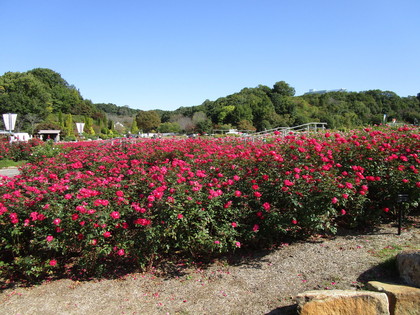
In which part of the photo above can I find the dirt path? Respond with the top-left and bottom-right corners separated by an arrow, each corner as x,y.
1,222 -> 419,315
0,167 -> 20,178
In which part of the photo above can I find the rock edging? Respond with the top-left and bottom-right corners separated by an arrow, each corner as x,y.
296,250 -> 420,315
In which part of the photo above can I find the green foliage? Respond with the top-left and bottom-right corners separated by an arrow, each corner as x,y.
0,138 -> 44,161
1,67 -> 419,136
33,121 -> 61,134
272,81 -> 295,96
301,90 -> 420,127
195,119 -> 213,134
84,116 -> 95,135
107,119 -> 114,131
96,103 -> 139,116
197,83 -> 419,131
28,140 -> 64,163
130,119 -> 139,134
0,72 -> 51,119
136,110 -> 161,132
157,122 -> 181,133
64,114 -> 74,137
0,68 -> 105,134
237,120 -> 256,131
62,135 -> 77,142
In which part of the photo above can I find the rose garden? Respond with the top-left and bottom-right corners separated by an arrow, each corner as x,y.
0,125 -> 419,282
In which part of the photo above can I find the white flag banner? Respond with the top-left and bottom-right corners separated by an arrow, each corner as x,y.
3,113 -> 17,131
76,122 -> 85,134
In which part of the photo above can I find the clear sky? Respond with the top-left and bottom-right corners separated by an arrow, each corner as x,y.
1,0 -> 419,111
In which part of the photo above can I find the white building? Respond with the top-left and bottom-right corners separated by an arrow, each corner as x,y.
11,133 -> 32,142
305,88 -> 347,95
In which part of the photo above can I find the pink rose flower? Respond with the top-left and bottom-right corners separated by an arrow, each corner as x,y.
110,211 -> 120,219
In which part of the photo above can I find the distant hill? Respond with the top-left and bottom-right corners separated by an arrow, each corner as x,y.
1,68 -> 419,135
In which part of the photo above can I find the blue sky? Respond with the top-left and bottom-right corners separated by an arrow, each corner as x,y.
1,0 -> 419,111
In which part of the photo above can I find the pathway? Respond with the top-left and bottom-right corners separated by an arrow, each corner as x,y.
0,167 -> 20,177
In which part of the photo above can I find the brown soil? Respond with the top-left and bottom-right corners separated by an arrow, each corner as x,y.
1,220 -> 419,315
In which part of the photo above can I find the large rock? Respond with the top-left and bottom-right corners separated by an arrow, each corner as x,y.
367,281 -> 420,315
397,250 -> 420,288
296,290 -> 389,315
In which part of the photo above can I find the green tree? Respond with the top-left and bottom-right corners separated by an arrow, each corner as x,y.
232,104 -> 253,125
135,110 -> 161,132
84,116 -> 95,135
0,71 -> 51,118
58,111 -> 64,129
291,97 -> 318,125
64,114 -> 74,137
108,119 -> 115,133
270,93 -> 294,115
191,111 -> 212,134
195,119 -> 213,134
218,105 -> 236,123
272,81 -> 295,96
130,119 -> 140,134
0,68 -> 106,133
237,120 -> 256,131
245,89 -> 275,131
28,68 -> 69,89
157,122 -> 181,133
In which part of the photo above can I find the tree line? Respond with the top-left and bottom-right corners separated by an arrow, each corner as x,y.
1,68 -> 419,137
136,82 -> 420,133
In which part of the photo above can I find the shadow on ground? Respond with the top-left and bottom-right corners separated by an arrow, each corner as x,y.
266,304 -> 298,315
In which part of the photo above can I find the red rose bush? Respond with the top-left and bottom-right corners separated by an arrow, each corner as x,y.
0,126 -> 418,280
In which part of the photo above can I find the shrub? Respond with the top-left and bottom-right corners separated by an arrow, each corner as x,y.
0,138 -> 44,161
0,126 -> 418,281
27,140 -> 65,163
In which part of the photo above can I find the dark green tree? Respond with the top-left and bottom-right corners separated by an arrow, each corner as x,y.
272,81 -> 295,96
0,71 -> 51,118
135,110 -> 161,132
237,119 -> 256,131
157,122 -> 181,133
195,119 -> 213,134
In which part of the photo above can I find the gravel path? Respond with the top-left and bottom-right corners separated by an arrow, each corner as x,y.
0,167 -> 20,178
1,222 -> 419,315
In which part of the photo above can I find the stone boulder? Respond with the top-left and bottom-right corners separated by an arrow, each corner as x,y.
397,250 -> 420,288
296,290 -> 390,315
367,281 -> 420,315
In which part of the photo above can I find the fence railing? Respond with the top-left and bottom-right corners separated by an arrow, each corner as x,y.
243,122 -> 327,140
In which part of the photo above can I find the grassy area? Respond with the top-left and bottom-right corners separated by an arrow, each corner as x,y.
0,159 -> 27,169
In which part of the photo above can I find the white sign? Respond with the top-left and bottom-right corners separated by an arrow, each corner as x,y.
3,113 -> 17,131
76,122 -> 85,134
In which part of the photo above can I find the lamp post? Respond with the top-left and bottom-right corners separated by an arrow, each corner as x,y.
396,193 -> 409,235
3,113 -> 17,134
3,113 -> 17,142
75,122 -> 85,141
